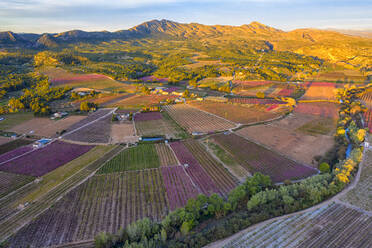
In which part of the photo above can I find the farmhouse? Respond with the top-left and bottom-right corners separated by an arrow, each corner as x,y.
33,138 -> 52,148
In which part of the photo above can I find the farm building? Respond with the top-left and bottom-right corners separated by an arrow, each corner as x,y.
33,138 -> 52,148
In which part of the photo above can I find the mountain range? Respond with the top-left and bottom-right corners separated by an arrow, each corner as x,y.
1,19 -> 371,69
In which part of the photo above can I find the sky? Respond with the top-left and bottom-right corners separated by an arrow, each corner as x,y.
0,0 -> 371,33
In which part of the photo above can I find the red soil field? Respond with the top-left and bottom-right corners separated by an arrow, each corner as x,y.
294,102 -> 339,119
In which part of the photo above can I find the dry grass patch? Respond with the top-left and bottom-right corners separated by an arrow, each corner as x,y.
110,123 -> 138,144
236,113 -> 335,166
8,115 -> 86,138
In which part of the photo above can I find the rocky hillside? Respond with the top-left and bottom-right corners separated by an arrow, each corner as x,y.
1,19 -> 371,69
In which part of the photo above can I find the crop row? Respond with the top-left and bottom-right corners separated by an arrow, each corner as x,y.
361,92 -> 372,109
0,141 -> 94,177
64,115 -> 112,144
213,133 -> 317,183
161,166 -> 199,210
0,145 -> 33,164
183,139 -> 238,197
0,139 -> 33,156
170,141 -> 220,195
363,110 -> 372,132
163,104 -> 235,133
228,98 -> 285,105
0,171 -> 34,199
155,143 -> 178,167
8,168 -> 168,248
0,145 -> 124,245
223,203 -> 372,248
97,144 -> 160,174
64,108 -> 113,133
134,112 -> 163,121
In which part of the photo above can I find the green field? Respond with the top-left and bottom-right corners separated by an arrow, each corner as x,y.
0,113 -> 34,131
297,118 -> 336,135
97,144 -> 160,173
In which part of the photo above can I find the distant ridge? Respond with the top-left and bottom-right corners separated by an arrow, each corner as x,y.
0,19 -> 371,69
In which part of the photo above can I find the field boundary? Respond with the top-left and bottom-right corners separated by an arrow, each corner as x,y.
199,137 -> 247,183
205,134 -> 368,248
0,145 -> 125,243
185,103 -> 239,127
233,131 -> 319,172
61,108 -> 116,139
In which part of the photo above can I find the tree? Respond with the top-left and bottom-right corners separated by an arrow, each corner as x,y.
80,102 -> 90,112
319,162 -> 330,173
183,89 -> 190,98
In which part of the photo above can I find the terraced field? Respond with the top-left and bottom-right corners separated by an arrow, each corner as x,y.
221,203 -> 372,248
7,169 -> 168,248
163,104 -> 236,133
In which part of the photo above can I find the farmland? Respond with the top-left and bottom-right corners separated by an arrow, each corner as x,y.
63,115 -> 112,144
0,141 -> 94,177
0,145 -> 33,164
8,169 -> 169,247
202,138 -> 251,181
155,143 -> 178,166
164,104 -> 236,133
161,166 -> 199,210
41,67 -> 127,91
189,100 -> 289,124
135,112 -> 185,139
183,139 -> 238,196
0,112 -> 34,131
97,144 -> 160,174
113,94 -> 176,110
0,136 -> 11,145
341,149 -> 372,211
363,109 -> 372,132
8,115 -> 86,138
0,145 -> 123,242
360,91 -> 372,109
228,97 -> 286,105
110,123 -> 138,144
301,82 -> 337,100
170,141 -> 220,196
0,139 -> 34,155
294,102 -> 339,119
0,171 -> 34,198
236,113 -> 336,165
212,133 -> 318,182
221,203 -> 372,248
63,108 -> 114,133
